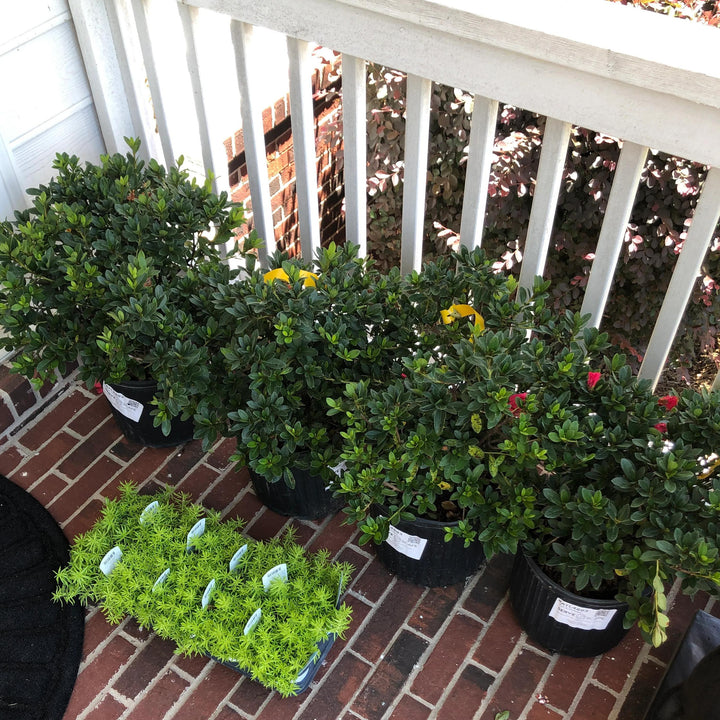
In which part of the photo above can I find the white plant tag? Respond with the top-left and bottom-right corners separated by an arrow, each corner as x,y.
549,598 -> 617,631
100,546 -> 123,576
328,460 -> 347,477
186,519 -> 206,551
139,501 -> 159,524
262,563 -> 288,592
244,608 -> 262,635
294,658 -> 315,685
229,544 -> 248,573
102,382 -> 143,422
152,568 -> 170,592
336,573 -> 345,607
385,525 -> 427,561
201,579 -> 216,609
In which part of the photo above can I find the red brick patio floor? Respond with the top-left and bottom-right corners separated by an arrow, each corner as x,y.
0,383 -> 716,720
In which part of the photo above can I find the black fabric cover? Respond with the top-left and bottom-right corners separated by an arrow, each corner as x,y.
0,474 -> 84,720
645,609 -> 720,720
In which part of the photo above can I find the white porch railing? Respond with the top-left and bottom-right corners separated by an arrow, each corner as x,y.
67,0 -> 720,391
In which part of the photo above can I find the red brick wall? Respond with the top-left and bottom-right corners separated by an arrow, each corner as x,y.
224,53 -> 345,257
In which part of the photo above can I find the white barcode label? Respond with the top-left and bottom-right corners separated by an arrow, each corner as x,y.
385,525 -> 427,561
549,598 -> 617,630
102,383 -> 143,422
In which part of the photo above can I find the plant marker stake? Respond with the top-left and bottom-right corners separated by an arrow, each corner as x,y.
100,546 -> 123,576
229,544 -> 248,573
139,500 -> 159,524
186,518 -> 206,552
262,563 -> 288,592
152,568 -> 171,593
244,608 -> 262,635
201,579 -> 216,609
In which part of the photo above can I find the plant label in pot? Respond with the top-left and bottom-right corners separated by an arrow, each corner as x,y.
244,608 -> 262,635
549,598 -> 617,632
229,544 -> 249,573
99,546 -> 123,576
262,564 -> 288,591
102,382 -> 144,422
186,519 -> 206,552
386,525 -> 427,561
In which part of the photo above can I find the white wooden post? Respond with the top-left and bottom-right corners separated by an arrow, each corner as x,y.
67,0 -> 135,154
400,74 -> 432,274
0,130 -> 27,215
128,0 -> 175,166
518,117 -> 572,291
459,96 -> 498,250
639,166 -> 720,390
177,5 -> 232,193
341,54 -> 367,255
287,36 -> 322,260
580,142 -> 648,328
230,21 -> 276,263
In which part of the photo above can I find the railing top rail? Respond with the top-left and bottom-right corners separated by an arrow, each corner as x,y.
338,0 -> 720,108
185,0 -> 720,167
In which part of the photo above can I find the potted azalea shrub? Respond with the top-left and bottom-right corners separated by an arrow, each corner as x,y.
203,241 -> 432,519
501,324 -> 720,656
0,138 -> 257,446
53,483 -> 353,696
329,255 -> 553,586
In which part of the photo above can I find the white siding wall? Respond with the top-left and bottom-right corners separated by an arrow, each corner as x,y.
0,1 -> 105,221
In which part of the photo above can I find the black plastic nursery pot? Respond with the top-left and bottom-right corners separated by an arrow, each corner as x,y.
509,552 -> 631,657
249,466 -> 342,520
103,380 -> 194,448
212,628 -> 337,695
372,506 -> 485,587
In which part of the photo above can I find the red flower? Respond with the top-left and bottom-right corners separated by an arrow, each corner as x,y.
94,381 -> 104,395
658,395 -> 678,411
509,392 -> 527,416
654,422 -> 668,434
587,372 -> 601,389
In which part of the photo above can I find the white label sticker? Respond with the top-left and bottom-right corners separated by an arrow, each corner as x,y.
549,597 -> 617,631
139,501 -> 159,524
229,544 -> 249,573
102,382 -> 144,422
186,519 -> 206,551
244,608 -> 262,635
100,546 -> 123,576
385,525 -> 427,561
201,579 -> 216,609
262,563 -> 288,592
152,568 -> 171,592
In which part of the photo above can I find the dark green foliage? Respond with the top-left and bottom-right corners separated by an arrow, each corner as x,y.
54,483 -> 353,696
364,66 -> 720,372
0,138 -> 259,434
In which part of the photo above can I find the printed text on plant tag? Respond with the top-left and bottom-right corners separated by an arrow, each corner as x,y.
549,598 -> 617,631
385,525 -> 427,561
102,382 -> 144,422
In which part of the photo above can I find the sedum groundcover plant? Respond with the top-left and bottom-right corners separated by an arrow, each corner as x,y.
54,484 -> 353,696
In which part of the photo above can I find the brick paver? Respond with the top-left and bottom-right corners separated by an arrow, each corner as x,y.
0,382 -> 708,720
